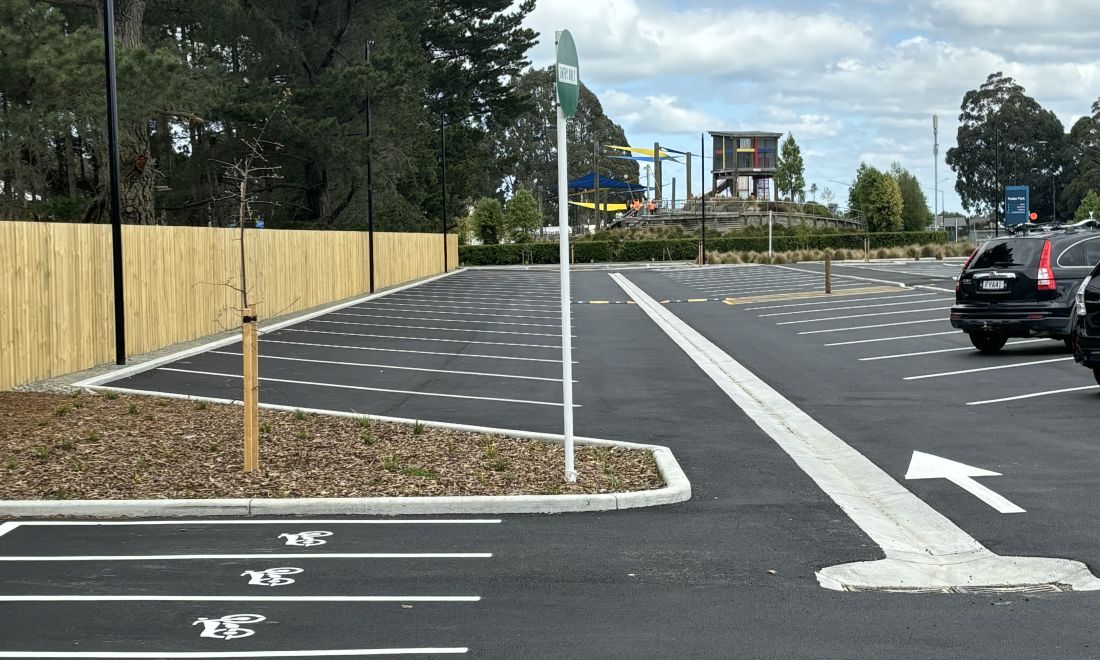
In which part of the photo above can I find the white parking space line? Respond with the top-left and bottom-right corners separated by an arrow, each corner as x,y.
426,284 -> 558,296
394,291 -> 560,303
846,264 -> 964,278
760,298 -> 953,317
346,306 -> 559,320
0,522 -> 17,538
9,520 -> 501,527
824,331 -> 958,346
261,339 -> 572,363
158,369 -> 575,407
904,357 -> 1074,381
775,307 -> 952,325
358,300 -> 559,314
859,339 -> 1047,361
329,312 -> 563,329
0,552 -> 493,561
282,328 -> 560,349
210,352 -> 567,383
967,385 -> 1100,406
387,294 -> 560,309
0,650 -> 469,658
746,293 -> 938,311
309,320 -> 571,338
0,595 -> 481,603
695,282 -> 865,296
798,319 -> 947,335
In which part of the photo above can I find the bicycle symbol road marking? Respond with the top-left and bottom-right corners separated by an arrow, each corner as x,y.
193,613 -> 267,640
242,566 -> 304,587
278,531 -> 333,547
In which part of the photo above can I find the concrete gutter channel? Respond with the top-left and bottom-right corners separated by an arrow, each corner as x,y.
2,267 -> 691,518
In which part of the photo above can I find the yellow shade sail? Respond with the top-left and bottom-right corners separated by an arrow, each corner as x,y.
569,201 -> 629,212
606,145 -> 672,159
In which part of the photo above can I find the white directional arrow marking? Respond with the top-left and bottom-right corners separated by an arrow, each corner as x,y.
905,451 -> 1025,514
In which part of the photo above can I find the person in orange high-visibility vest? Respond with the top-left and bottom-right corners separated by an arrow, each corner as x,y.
646,198 -> 657,215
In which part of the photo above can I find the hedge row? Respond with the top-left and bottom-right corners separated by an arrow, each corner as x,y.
459,231 -> 949,266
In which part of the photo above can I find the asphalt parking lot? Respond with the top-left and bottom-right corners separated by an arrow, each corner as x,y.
8,262 -> 1100,658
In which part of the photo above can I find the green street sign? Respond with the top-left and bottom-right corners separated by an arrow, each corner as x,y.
555,30 -> 579,119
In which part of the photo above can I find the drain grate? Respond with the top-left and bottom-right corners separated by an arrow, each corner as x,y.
843,583 -> 1073,594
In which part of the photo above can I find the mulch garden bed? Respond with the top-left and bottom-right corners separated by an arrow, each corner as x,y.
0,391 -> 663,500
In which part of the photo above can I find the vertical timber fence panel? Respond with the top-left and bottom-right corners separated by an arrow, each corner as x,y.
0,223 -> 449,390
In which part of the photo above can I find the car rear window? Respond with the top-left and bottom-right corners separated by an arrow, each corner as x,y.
970,239 -> 1044,269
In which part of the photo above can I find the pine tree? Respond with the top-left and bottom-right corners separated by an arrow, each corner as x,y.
775,133 -> 805,201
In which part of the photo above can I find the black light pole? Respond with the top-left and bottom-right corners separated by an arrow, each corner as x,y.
700,133 -> 706,265
441,113 -> 448,273
103,0 -> 126,365
365,41 -> 376,293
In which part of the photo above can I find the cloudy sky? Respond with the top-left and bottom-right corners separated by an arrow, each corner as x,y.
519,0 -> 1100,214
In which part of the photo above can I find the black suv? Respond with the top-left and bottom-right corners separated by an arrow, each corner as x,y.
951,226 -> 1100,353
1072,264 -> 1100,385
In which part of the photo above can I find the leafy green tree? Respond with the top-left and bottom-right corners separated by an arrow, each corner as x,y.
775,133 -> 805,201
1075,190 -> 1100,220
890,163 -> 933,231
1063,98 -> 1100,214
504,187 -> 540,242
848,163 -> 879,226
472,196 -> 504,244
867,175 -> 903,232
945,72 -> 1065,225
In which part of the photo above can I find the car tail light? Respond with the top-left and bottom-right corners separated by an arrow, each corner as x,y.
956,248 -> 978,293
1077,276 -> 1091,316
1036,240 -> 1056,291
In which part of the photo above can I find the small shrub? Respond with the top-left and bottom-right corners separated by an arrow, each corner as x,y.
32,446 -> 50,461
295,429 -> 311,440
490,459 -> 508,472
58,440 -> 76,452
412,420 -> 425,435
482,442 -> 499,461
126,403 -> 138,415
294,409 -> 308,421
919,244 -> 937,258
135,457 -> 149,471
84,430 -> 100,442
54,405 -> 70,418
69,458 -> 85,472
259,422 -> 272,434
105,391 -> 119,400
194,401 -> 208,411
360,431 -> 374,446
4,457 -> 18,470
382,452 -> 399,471
356,416 -> 371,429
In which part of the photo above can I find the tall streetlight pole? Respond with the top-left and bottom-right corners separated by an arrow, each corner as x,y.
441,113 -> 448,272
933,114 -> 939,236
102,0 -> 126,365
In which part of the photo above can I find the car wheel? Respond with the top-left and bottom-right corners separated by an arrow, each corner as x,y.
970,331 -> 1007,354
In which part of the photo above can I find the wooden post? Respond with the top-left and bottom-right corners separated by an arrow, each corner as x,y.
825,254 -> 833,294
864,236 -> 870,262
242,305 -> 260,472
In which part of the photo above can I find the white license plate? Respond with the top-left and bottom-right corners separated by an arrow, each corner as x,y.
980,280 -> 1007,291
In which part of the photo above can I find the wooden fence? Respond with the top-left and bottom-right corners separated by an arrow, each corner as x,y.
0,222 -> 458,390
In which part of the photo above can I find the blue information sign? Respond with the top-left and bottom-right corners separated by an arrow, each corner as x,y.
1004,186 -> 1030,227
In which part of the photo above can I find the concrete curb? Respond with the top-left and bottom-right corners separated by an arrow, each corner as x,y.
0,399 -> 691,518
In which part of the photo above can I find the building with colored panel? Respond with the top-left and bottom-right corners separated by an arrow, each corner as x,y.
709,131 -> 781,200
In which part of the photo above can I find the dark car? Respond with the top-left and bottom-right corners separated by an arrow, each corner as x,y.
951,226 -> 1100,353
1072,265 -> 1100,386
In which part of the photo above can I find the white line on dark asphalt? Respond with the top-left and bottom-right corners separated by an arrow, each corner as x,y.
745,293 -> 937,311
611,272 -> 1100,592
0,553 -> 493,561
210,352 -> 567,382
904,357 -> 1074,380
967,385 -> 1100,405
359,300 -> 558,314
824,331 -> 957,346
261,339 -> 572,363
308,320 -> 572,338
329,312 -> 563,329
10,519 -> 501,527
283,328 -> 561,349
0,650 -> 468,658
386,294 -> 560,309
0,595 -> 481,602
345,305 -> 558,320
860,339 -> 1047,361
0,522 -> 16,538
157,368 -> 576,407
775,307 -> 952,325
760,299 -> 953,317
393,291 -> 560,304
798,318 -> 946,335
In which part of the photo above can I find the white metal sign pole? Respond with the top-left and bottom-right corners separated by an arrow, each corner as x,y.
557,100 -> 576,484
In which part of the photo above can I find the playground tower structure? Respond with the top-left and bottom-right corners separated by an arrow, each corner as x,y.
708,131 -> 781,201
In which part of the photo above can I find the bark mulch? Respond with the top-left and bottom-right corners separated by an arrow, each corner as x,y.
0,391 -> 662,500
